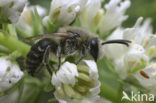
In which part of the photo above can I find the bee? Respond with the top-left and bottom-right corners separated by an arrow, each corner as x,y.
25,26 -> 131,76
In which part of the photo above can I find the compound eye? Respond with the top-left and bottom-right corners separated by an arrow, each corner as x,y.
90,38 -> 99,61
91,39 -> 97,45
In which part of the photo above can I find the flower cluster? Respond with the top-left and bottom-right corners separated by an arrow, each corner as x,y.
51,60 -> 101,103
0,0 -> 156,102
103,17 -> 156,94
43,0 -> 130,34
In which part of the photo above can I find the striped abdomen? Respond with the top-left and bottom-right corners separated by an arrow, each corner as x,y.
25,38 -> 58,76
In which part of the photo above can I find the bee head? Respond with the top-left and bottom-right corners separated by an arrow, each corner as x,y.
89,38 -> 99,61
89,39 -> 131,62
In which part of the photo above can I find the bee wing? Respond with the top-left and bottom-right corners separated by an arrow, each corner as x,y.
24,33 -> 73,42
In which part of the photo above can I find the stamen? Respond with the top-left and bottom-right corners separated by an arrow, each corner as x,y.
140,71 -> 150,79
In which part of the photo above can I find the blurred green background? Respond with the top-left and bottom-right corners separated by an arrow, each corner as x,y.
123,0 -> 156,33
29,0 -> 156,32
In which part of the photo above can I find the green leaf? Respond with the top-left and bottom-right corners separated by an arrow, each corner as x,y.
31,8 -> 44,36
22,88 -> 41,103
24,76 -> 42,87
43,81 -> 54,92
16,79 -> 24,103
97,57 -> 121,102
43,19 -> 56,33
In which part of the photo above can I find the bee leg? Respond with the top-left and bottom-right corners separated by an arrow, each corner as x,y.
57,46 -> 62,70
43,46 -> 52,76
75,56 -> 85,65
76,46 -> 86,65
34,64 -> 44,75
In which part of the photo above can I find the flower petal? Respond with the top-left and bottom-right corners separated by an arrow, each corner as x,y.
98,0 -> 130,34
83,60 -> 98,80
123,17 -> 153,45
51,62 -> 78,86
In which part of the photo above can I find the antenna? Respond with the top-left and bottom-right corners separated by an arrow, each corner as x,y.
101,39 -> 131,47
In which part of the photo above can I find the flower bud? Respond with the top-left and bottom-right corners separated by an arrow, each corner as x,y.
0,0 -> 27,23
49,0 -> 87,26
51,60 -> 101,103
79,0 -> 102,32
0,57 -> 23,92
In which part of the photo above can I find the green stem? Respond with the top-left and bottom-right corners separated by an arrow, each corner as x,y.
100,83 -> 119,102
0,33 -> 30,57
8,24 -> 17,38
2,24 -> 8,33
22,88 -> 41,103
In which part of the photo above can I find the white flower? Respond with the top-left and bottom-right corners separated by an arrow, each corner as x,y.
51,60 -> 101,103
134,63 -> 156,95
0,0 -> 27,23
79,0 -> 103,32
16,5 -> 46,36
49,0 -> 87,26
103,17 -> 153,59
123,17 -> 153,45
0,57 -> 23,92
122,17 -> 156,59
34,5 -> 47,17
114,44 -> 149,79
145,35 -> 156,48
124,44 -> 149,73
144,35 -> 156,58
98,0 -> 130,34
104,17 -> 154,59
114,56 -> 127,79
102,17 -> 155,80
51,62 -> 78,86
